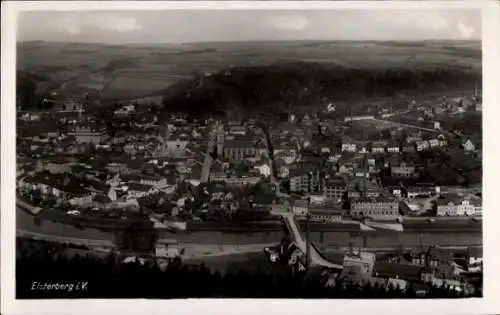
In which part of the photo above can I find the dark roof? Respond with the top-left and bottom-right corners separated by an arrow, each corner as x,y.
410,283 -> 430,292
249,194 -> 278,205
93,194 -> 112,204
436,193 -> 463,206
186,168 -> 202,179
404,186 -> 432,193
211,160 -> 224,172
64,185 -> 91,195
293,199 -> 309,208
466,246 -> 482,258
309,208 -> 343,216
469,198 -> 481,207
373,262 -> 424,281
192,151 -> 206,163
128,183 -> 153,192
167,132 -> 190,141
339,264 -> 365,283
426,246 -> 452,261
224,139 -> 256,149
86,179 -> 110,192
273,141 -> 296,150
372,141 -> 388,147
353,196 -> 396,204
165,173 -> 178,185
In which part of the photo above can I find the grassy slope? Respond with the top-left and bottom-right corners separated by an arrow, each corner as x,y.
17,40 -> 481,103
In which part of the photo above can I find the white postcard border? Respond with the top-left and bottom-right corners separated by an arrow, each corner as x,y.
2,1 -> 500,315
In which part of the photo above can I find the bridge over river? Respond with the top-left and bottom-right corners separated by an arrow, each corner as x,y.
281,212 -> 343,270
16,204 -> 481,256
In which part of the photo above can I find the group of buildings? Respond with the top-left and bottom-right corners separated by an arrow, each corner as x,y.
268,237 -> 482,296
16,87 -> 482,224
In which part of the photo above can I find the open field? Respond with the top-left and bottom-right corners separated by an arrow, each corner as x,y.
18,40 -> 481,102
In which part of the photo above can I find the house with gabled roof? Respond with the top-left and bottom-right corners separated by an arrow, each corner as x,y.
341,137 -> 357,153
275,158 -> 291,179
416,140 -> 430,152
386,142 -> 401,153
462,138 -> 476,152
370,141 -> 387,154
323,176 -> 347,201
126,183 -> 158,199
253,160 -> 271,177
185,167 -> 202,187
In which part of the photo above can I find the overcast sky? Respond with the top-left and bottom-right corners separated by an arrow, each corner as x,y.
17,9 -> 481,44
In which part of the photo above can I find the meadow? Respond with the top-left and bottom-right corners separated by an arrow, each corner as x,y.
17,40 -> 481,103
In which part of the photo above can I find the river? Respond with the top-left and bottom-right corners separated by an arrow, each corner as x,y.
17,207 -> 482,249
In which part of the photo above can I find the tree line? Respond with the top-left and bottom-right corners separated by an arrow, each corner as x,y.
162,62 -> 480,119
17,238 -> 479,299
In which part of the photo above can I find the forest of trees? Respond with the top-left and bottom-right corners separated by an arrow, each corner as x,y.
17,71 -> 43,110
17,238 -> 478,299
162,62 -> 481,119
16,70 -> 61,111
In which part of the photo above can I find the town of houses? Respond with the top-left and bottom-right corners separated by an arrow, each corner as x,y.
14,84 -> 484,298
17,90 -> 482,224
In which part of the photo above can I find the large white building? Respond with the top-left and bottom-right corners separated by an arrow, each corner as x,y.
344,115 -> 375,122
436,195 -> 481,216
68,124 -> 108,144
341,142 -> 357,153
343,251 -> 376,277
155,239 -> 180,259
351,197 -> 399,219
391,163 -> 416,178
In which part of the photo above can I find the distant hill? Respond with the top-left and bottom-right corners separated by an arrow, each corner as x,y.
161,61 -> 481,120
17,40 -> 481,106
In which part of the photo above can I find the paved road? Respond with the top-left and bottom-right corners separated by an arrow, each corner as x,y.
17,229 -> 115,248
201,127 -> 216,183
201,152 -> 213,183
281,212 -> 343,269
369,118 -> 440,133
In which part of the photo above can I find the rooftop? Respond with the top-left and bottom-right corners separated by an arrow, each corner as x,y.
373,262 -> 424,281
436,193 -> 465,206
93,194 -> 112,204
293,199 -> 309,208
352,196 -> 396,203
372,141 -> 388,147
309,207 -> 343,216
466,246 -> 482,258
224,139 -> 257,149
127,182 -> 154,192
324,176 -> 347,187
404,186 -> 433,193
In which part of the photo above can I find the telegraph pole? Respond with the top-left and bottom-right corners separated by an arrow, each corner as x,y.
305,212 -> 311,269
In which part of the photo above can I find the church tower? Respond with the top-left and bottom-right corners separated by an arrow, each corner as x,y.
216,121 -> 225,158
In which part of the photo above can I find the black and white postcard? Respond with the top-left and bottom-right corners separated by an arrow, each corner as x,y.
2,1 -> 500,315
